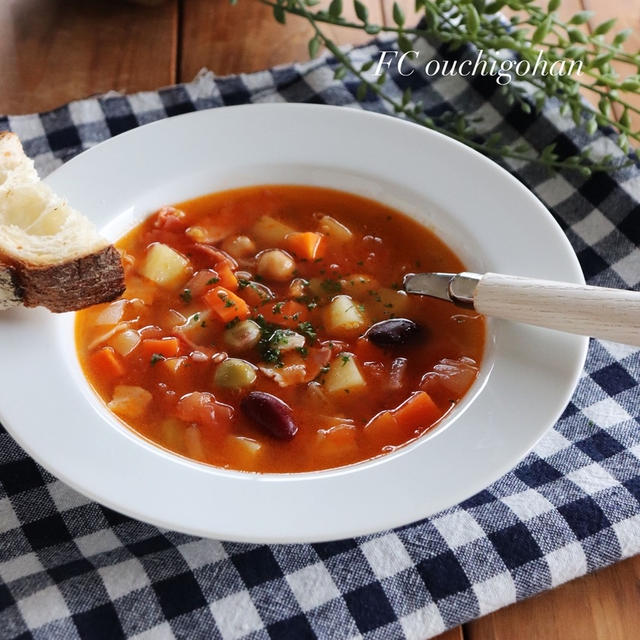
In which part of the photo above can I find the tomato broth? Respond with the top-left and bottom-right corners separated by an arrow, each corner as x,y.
76,186 -> 485,472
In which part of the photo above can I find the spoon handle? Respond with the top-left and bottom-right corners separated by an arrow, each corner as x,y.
475,273 -> 640,346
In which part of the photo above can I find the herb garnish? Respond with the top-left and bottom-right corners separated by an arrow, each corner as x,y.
180,289 -> 192,303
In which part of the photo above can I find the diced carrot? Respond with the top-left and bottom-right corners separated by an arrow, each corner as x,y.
216,263 -> 238,291
204,286 -> 250,323
140,337 -> 180,359
259,300 -> 309,328
90,346 -> 125,378
364,410 -> 399,444
286,231 -> 326,260
354,337 -> 386,363
392,391 -> 442,433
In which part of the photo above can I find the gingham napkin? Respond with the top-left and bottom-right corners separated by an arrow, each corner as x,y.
1,33 -> 640,640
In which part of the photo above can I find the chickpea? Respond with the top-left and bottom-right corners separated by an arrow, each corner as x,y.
256,249 -> 296,282
221,235 -> 256,259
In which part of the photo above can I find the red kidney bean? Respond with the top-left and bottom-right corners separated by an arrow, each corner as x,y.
365,318 -> 422,346
241,391 -> 298,440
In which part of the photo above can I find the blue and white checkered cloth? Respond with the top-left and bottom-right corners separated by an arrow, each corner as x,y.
1,33 -> 639,640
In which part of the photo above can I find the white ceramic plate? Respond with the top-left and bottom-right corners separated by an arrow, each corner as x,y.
0,105 -> 587,542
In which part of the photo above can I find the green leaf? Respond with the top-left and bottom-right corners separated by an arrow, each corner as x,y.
548,0 -> 560,12
398,34 -> 414,53
273,4 -> 286,24
568,28 -> 587,44
620,108 -> 631,129
354,0 -> 368,23
593,18 -> 616,36
361,60 -> 375,71
621,78 -> 640,91
392,1 -> 405,27
308,36 -> 320,59
334,65 -> 347,80
613,29 -> 632,47
586,117 -> 598,135
465,6 -> 480,36
356,82 -> 368,101
568,11 -> 593,25
364,24 -> 381,34
328,0 -> 342,18
532,17 -> 551,45
485,0 -> 505,12
402,87 -> 412,106
424,3 -> 439,29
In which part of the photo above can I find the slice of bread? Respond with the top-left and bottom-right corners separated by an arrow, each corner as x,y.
0,132 -> 125,312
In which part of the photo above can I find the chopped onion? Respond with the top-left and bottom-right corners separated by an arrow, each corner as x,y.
95,299 -> 127,326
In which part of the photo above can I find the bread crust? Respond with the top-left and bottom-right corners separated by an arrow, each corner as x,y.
10,245 -> 126,312
0,263 -> 23,310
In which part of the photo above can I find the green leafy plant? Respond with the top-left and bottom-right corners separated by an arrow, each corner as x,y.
232,0 -> 640,176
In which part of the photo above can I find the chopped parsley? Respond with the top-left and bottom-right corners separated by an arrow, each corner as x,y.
150,353 -> 165,366
207,277 -> 220,285
341,354 -> 351,366
297,321 -> 317,343
237,278 -> 250,289
296,346 -> 308,358
271,301 -> 285,315
320,279 -> 342,295
180,288 -> 192,303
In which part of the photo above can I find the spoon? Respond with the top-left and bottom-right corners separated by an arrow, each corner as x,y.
403,272 -> 640,347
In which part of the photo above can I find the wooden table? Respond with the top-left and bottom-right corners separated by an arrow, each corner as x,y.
1,1 -> 639,638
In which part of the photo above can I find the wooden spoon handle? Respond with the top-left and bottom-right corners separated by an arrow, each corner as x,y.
475,273 -> 640,346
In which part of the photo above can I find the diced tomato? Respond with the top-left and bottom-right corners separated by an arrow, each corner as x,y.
140,337 -> 180,359
259,300 -> 309,328
90,347 -> 125,378
176,392 -> 233,433
153,206 -> 187,232
286,231 -> 326,260
204,286 -> 250,323
393,391 -> 442,433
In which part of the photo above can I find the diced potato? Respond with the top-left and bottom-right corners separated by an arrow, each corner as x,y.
139,242 -> 191,289
323,295 -> 368,337
184,426 -> 207,462
108,385 -> 152,418
159,417 -> 187,453
324,353 -> 366,394
226,436 -> 262,469
109,329 -> 141,356
123,275 -> 155,305
251,215 -> 296,246
161,356 -> 189,375
317,215 -> 353,243
368,288 -> 410,318
339,274 -> 380,299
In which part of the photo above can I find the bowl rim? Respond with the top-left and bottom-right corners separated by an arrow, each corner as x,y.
0,104 -> 588,542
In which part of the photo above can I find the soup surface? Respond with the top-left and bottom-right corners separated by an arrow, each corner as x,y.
76,186 -> 485,472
